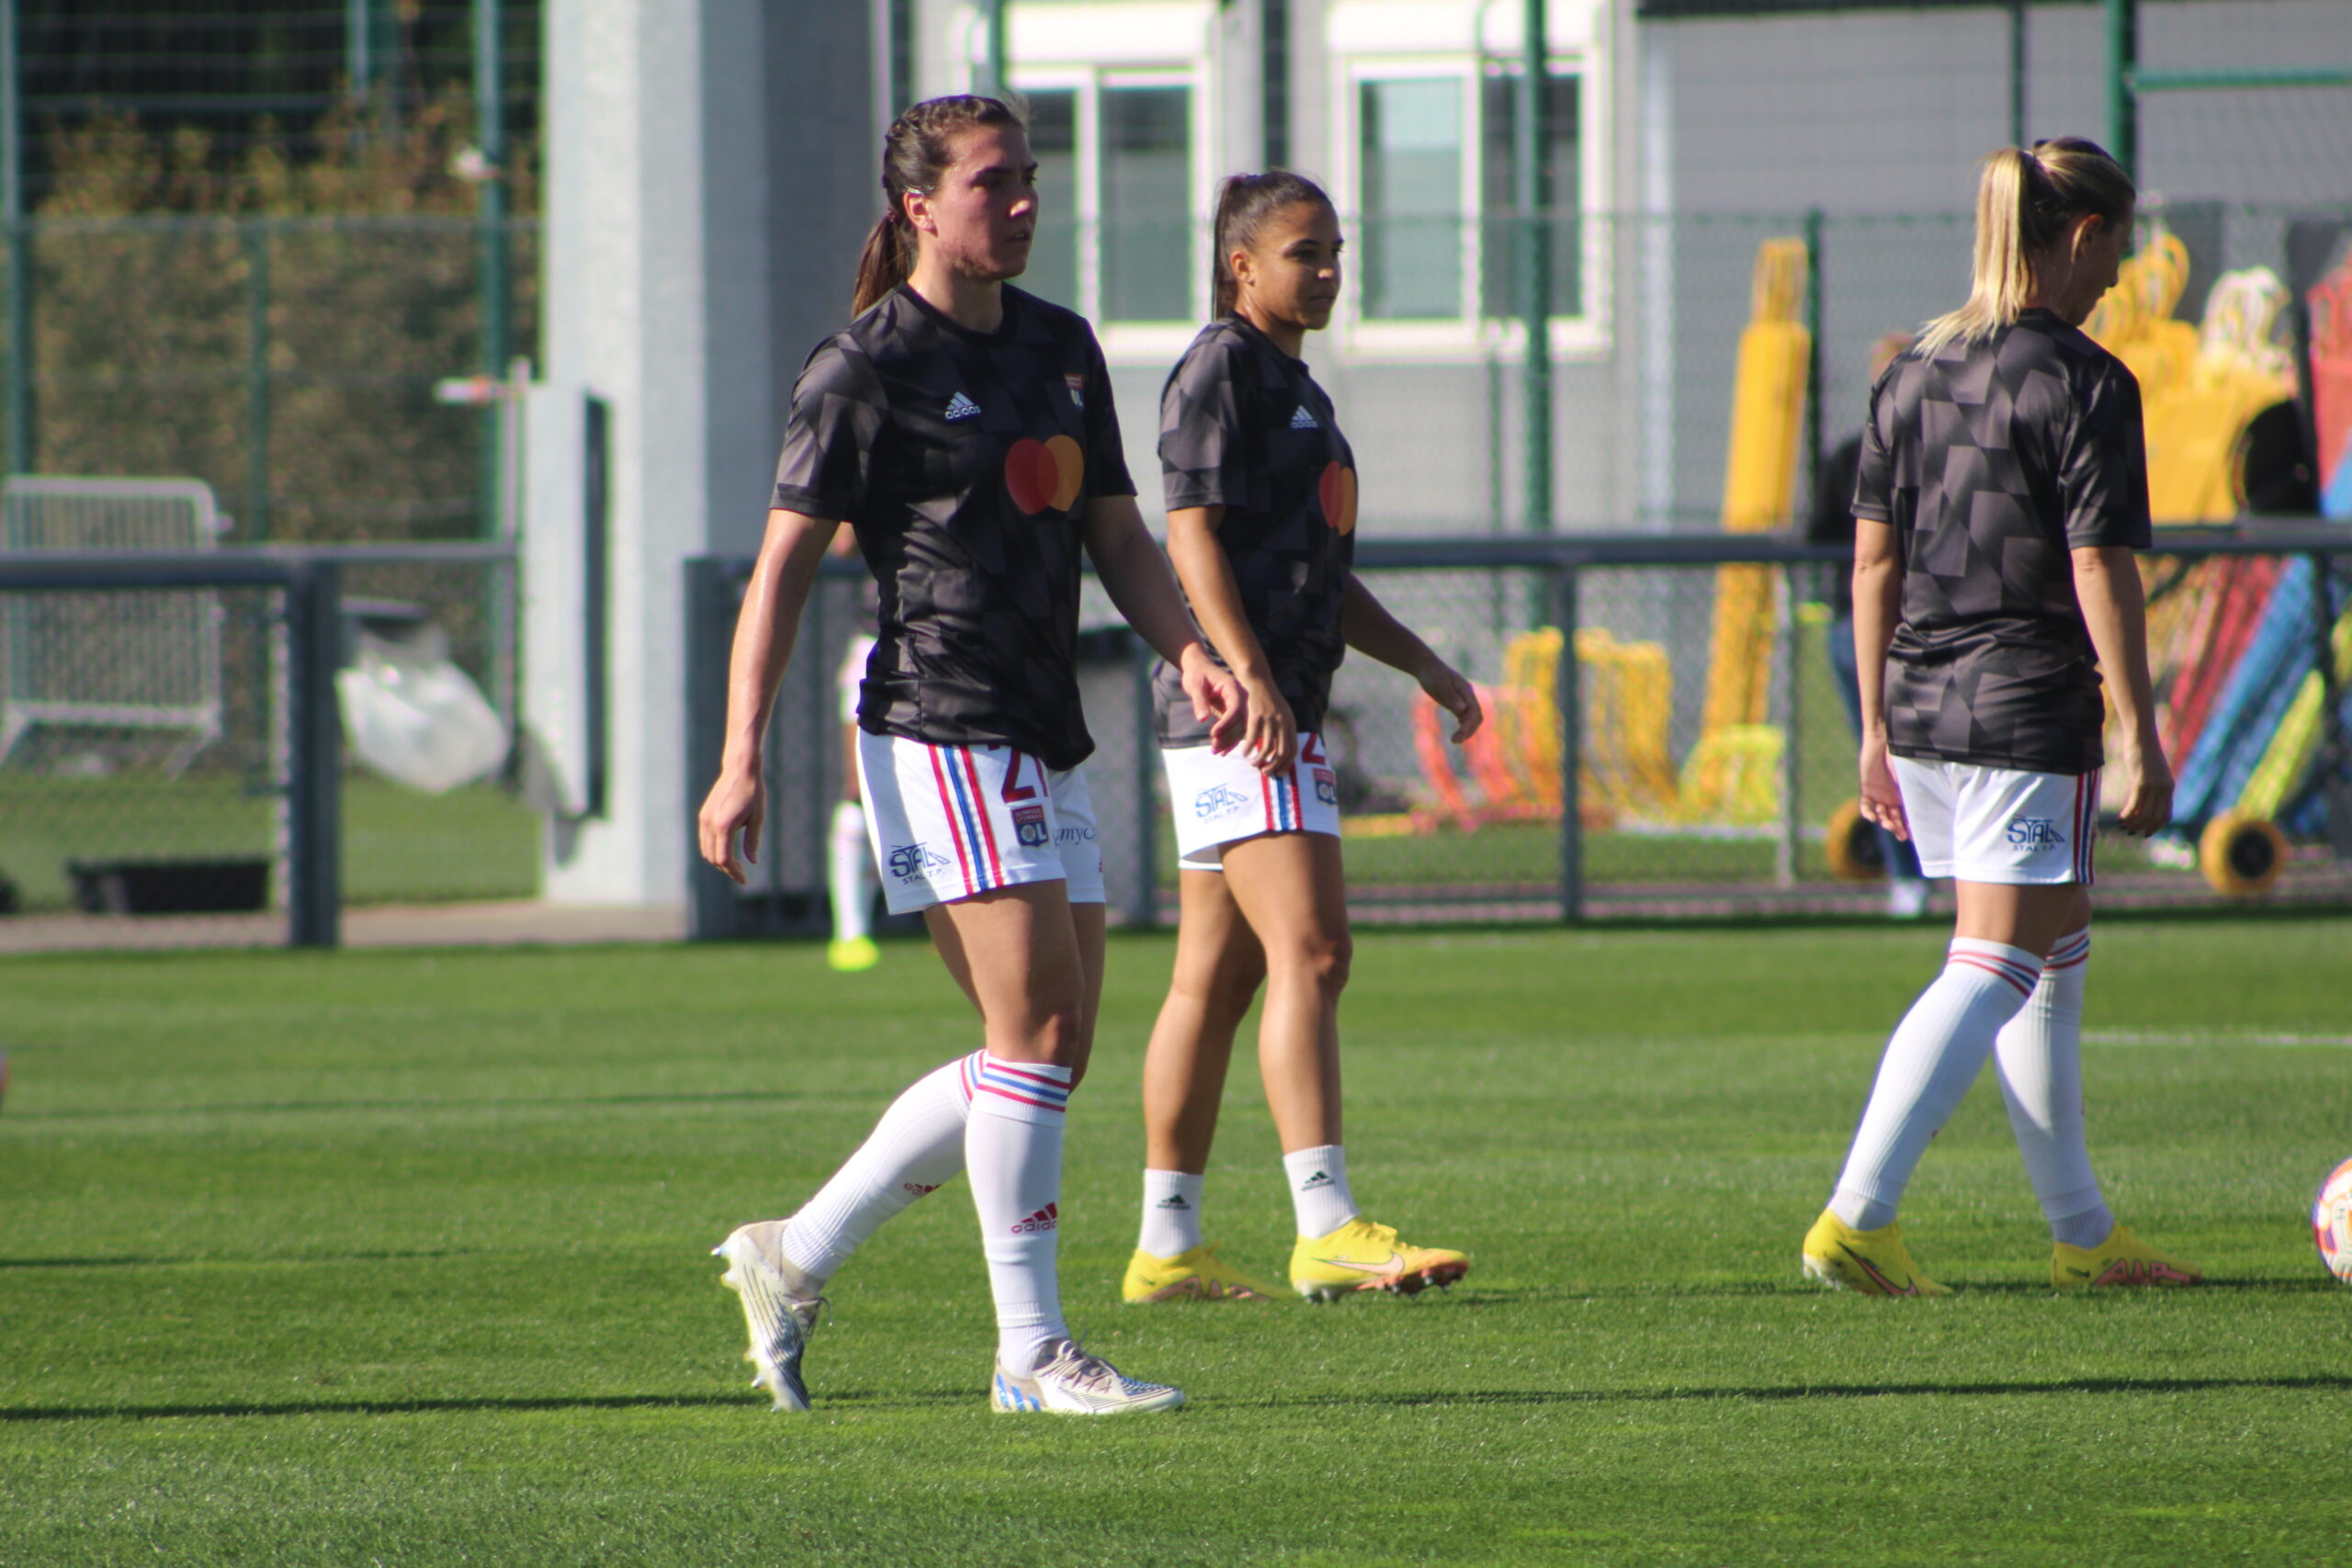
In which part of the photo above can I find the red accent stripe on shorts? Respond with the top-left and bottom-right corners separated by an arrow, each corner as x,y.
927,744 -> 978,897
958,748 -> 1008,886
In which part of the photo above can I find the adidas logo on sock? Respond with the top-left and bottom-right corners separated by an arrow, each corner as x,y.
944,390 -> 981,421
1155,1194 -> 1191,1211
1299,1170 -> 1332,1190
1011,1202 -> 1059,1235
1289,403 -> 1318,429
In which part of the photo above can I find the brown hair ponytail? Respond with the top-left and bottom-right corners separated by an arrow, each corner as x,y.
850,95 -> 1026,318
1918,136 -> 2135,355
1209,170 -> 1334,320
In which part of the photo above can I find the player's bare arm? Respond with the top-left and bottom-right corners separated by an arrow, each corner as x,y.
697,506 -> 840,883
1082,492 -> 1249,754
1339,575 -> 1482,744
1167,502 -> 1295,773
1850,514 -> 1908,841
2072,543 -> 2172,836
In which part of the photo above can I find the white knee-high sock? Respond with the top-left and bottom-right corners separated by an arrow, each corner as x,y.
1994,929 -> 2112,1248
1283,1145 -> 1360,1237
782,1051 -> 978,1281
829,800 -> 874,944
967,1055 -> 1075,1373
1831,939 -> 2042,1231
1138,1169 -> 1205,1258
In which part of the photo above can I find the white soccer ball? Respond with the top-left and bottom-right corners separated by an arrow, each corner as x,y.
2314,1157 -> 2352,1284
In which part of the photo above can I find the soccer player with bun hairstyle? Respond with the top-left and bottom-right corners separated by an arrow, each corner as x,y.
702,95 -> 1248,1415
1802,138 -> 2201,1295
1120,172 -> 1485,1306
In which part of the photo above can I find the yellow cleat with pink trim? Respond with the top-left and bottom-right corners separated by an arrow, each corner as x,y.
1290,1217 -> 1468,1302
1801,1209 -> 1951,1297
2052,1224 -> 2201,1290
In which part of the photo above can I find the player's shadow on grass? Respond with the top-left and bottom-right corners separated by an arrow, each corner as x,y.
15,1089 -> 841,1122
0,1389 -> 972,1424
1259,1371 -> 2352,1410
13,1373 -> 2352,1425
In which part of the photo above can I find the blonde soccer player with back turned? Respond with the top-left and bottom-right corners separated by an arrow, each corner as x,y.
1803,138 -> 2200,1295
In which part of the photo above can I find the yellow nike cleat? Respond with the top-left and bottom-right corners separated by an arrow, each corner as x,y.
2052,1224 -> 2201,1290
827,936 -> 880,973
1801,1209 -> 1951,1297
1122,1243 -> 1285,1303
1289,1217 -> 1468,1302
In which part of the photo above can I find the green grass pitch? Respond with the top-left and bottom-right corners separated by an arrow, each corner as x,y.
4,914 -> 2350,1565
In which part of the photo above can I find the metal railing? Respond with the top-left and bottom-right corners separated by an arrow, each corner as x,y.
0,540 -> 520,948
684,523 -> 2352,938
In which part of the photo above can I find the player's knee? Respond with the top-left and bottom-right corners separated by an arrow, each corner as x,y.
1024,1005 -> 1086,1067
1277,930 -> 1351,997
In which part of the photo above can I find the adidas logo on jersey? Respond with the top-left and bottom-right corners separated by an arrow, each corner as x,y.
1289,404 -> 1319,430
944,390 -> 982,421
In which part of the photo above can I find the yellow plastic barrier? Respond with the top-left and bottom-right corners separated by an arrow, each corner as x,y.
2086,236 -> 2298,524
1688,239 -> 1808,818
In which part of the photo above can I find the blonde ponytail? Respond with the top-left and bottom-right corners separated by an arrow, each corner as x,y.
1918,137 -> 2134,356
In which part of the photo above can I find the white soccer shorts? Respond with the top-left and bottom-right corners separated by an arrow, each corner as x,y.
1162,731 -> 1341,869
857,730 -> 1105,914
1888,755 -> 2099,886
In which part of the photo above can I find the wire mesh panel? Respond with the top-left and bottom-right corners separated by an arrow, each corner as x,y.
0,580 -> 284,949
0,478 -> 226,773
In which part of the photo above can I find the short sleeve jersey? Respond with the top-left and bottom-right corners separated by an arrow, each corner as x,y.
772,285 -> 1134,771
1149,316 -> 1359,746
1854,309 -> 2152,775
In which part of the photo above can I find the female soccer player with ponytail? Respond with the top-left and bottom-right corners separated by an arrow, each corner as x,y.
701,95 -> 1246,1414
1121,173 -> 1485,1306
1802,137 -> 2199,1295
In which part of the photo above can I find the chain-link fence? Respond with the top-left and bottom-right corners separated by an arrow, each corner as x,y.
0,539 -> 534,952
7,214 -> 536,546
684,530 -> 2352,940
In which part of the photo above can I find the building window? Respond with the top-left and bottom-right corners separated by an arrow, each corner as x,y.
1346,61 -> 1593,344
1100,84 -> 1193,322
1479,69 -> 1580,321
1359,76 -> 1464,321
1023,87 -> 1080,310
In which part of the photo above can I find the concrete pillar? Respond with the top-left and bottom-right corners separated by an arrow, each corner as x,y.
526,0 -> 874,906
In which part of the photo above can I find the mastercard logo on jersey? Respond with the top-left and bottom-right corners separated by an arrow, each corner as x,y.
1317,460 -> 1357,535
1005,434 -> 1085,514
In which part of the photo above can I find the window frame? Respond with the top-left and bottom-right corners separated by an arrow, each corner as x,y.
1004,59 -> 1210,363
1332,50 -> 1609,365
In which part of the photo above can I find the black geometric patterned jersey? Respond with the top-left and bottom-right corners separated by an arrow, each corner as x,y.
1853,308 -> 2152,775
1150,315 -> 1358,746
771,284 -> 1134,771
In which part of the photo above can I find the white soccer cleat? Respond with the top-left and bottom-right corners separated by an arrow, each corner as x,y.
714,1219 -> 823,1412
990,1338 -> 1185,1416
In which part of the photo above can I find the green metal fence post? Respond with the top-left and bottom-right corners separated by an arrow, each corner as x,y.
476,0 -> 510,542
1553,562 -> 1582,922
2,0 -> 29,477
2008,0 -> 2028,149
243,221 -> 272,541
2105,0 -> 2136,180
1517,0 -> 1552,551
287,560 -> 345,949
978,0 -> 1007,98
1802,207 -> 1823,525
